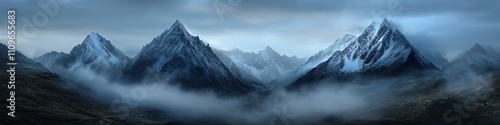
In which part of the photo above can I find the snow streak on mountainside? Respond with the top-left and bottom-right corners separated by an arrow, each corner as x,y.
307,34 -> 357,67
290,19 -> 437,88
214,46 -> 306,85
274,34 -> 358,86
122,20 -> 251,94
34,32 -> 130,78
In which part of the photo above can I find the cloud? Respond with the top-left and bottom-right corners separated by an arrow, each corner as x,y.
66,65 -> 401,124
0,0 -> 498,59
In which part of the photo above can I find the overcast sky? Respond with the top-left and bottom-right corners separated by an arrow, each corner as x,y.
1,0 -> 499,59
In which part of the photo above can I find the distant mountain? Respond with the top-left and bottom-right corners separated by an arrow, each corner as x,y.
33,51 -> 68,73
307,34 -> 357,66
0,43 -> 47,71
419,50 -> 448,69
273,34 -> 357,86
412,43 -> 449,69
289,19 -> 437,89
443,43 -> 500,79
214,46 -> 306,85
34,32 -> 130,78
122,20 -> 252,95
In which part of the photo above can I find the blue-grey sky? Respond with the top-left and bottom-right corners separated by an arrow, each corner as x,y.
1,0 -> 499,59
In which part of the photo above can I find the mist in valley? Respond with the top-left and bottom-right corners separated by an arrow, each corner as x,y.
61,66 -> 500,124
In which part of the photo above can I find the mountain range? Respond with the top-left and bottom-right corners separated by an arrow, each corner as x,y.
33,19 -> 499,92
213,46 -> 306,89
35,20 -> 251,95
9,19 -> 500,124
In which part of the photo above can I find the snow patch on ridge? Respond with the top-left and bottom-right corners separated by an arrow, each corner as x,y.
341,55 -> 363,72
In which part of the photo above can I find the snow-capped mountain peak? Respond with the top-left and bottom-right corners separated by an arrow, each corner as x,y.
34,32 -> 130,79
259,46 -> 281,61
358,19 -> 399,45
214,46 -> 306,85
73,32 -> 129,65
79,32 -> 115,57
160,20 -> 192,41
88,32 -> 103,43
380,19 -> 395,29
305,34 -> 357,66
272,34 -> 358,86
332,34 -> 356,46
123,20 -> 251,94
289,19 -> 436,88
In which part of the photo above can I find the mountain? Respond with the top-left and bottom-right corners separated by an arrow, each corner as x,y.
412,43 -> 449,69
289,19 -> 437,89
419,50 -> 448,69
214,46 -> 306,86
122,20 -> 251,95
0,43 -> 185,124
452,43 -> 500,68
34,32 -> 130,78
307,34 -> 357,67
443,43 -> 500,79
273,34 -> 357,86
33,51 -> 68,73
0,43 -> 47,71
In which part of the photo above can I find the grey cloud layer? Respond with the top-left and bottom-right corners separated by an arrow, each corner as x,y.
0,0 -> 498,59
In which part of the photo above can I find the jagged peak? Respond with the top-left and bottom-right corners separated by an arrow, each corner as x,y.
340,34 -> 357,41
361,21 -> 383,39
48,51 -> 59,54
37,51 -> 67,59
471,43 -> 484,51
452,43 -> 500,66
330,34 -> 357,48
89,32 -> 102,40
83,32 -> 108,45
366,19 -> 396,32
172,19 -> 184,29
381,19 -> 400,31
469,43 -> 486,53
89,32 -> 99,36
464,43 -> 492,56
366,21 -> 380,29
260,46 -> 280,56
344,34 -> 356,38
263,46 -> 276,52
381,18 -> 391,26
264,46 -> 273,51
163,19 -> 191,37
46,51 -> 66,55
72,32 -> 120,56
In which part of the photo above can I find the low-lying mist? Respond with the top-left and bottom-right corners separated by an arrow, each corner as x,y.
63,66 -> 497,124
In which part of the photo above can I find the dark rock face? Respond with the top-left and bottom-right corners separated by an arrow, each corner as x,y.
122,20 -> 252,95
